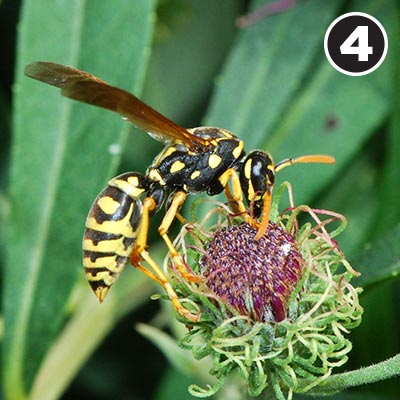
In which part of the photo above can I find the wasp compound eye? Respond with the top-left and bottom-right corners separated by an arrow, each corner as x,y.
200,222 -> 303,322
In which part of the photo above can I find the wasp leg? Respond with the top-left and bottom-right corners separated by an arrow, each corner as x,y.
129,196 -> 199,322
139,250 -> 200,322
221,168 -> 258,227
222,168 -> 247,215
222,168 -> 271,239
174,211 -> 186,225
158,191 -> 201,283
130,196 -> 156,257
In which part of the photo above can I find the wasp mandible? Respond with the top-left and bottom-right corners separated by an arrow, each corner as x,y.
25,62 -> 335,322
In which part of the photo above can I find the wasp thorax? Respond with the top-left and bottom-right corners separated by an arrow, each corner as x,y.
200,222 -> 303,322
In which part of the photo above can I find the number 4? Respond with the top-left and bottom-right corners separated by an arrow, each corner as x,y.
340,26 -> 373,61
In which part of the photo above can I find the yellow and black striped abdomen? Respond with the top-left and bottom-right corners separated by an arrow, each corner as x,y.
83,173 -> 148,302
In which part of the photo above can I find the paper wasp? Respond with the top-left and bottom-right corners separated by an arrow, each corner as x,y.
25,62 -> 335,322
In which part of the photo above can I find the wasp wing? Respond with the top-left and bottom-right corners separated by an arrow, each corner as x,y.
24,62 -> 207,149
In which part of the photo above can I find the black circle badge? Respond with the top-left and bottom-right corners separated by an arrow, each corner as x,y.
324,12 -> 388,76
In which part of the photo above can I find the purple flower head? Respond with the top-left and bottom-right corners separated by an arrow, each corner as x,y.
200,222 -> 303,322
164,189 -> 363,399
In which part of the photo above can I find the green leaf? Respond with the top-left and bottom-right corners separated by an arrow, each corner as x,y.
30,271 -> 154,400
353,224 -> 400,288
137,322 -> 215,399
0,90 -> 10,180
318,152 -> 379,257
271,0 -> 392,204
142,0 -> 241,125
154,368 -> 197,400
181,0 -> 346,219
136,323 -> 199,376
120,0 -> 241,188
204,0 -> 390,208
206,0 -> 345,149
373,0 -> 400,235
0,91 -> 10,272
4,1 -> 156,398
269,63 -> 388,204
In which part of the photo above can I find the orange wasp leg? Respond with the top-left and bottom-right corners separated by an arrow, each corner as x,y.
158,191 -> 201,283
221,168 -> 258,227
139,250 -> 200,323
130,196 -> 200,322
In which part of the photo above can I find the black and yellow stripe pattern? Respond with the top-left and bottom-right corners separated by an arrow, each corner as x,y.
23,62 -> 336,322
83,172 -> 148,301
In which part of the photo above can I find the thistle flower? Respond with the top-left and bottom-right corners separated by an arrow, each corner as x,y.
164,185 -> 363,399
200,222 -> 303,323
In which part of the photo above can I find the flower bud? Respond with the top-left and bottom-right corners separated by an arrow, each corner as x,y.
162,190 -> 363,399
200,222 -> 303,322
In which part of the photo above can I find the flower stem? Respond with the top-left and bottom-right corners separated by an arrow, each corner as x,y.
309,354 -> 400,395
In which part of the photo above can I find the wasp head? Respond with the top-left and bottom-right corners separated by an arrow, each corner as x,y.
239,150 -> 275,218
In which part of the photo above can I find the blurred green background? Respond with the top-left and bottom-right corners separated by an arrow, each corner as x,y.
1,0 -> 399,399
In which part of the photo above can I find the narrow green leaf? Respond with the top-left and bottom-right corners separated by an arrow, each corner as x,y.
136,323 -> 198,376
269,0 -> 392,203
142,0 -> 241,124
30,271 -> 154,400
205,0 -> 344,150
0,91 -> 10,180
4,1 -> 156,398
185,0 -> 346,218
268,62 -> 388,204
374,0 -> 400,235
318,153 -> 379,257
353,224 -> 400,288
0,91 -> 10,273
154,368 -> 197,400
204,0 -> 390,208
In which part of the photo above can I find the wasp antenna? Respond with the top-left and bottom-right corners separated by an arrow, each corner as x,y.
275,155 -> 335,172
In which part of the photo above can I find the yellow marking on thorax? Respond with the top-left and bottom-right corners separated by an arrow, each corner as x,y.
97,196 -> 121,215
148,169 -> 165,185
170,160 -> 186,173
190,170 -> 201,180
232,140 -> 244,159
163,146 -> 178,158
216,128 -> 234,139
153,145 -> 178,165
208,154 -> 222,169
